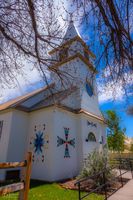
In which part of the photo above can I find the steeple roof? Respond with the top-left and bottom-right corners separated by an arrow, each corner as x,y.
49,20 -> 95,59
62,20 -> 81,43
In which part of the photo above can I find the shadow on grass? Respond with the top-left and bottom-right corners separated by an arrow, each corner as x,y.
30,179 -> 53,189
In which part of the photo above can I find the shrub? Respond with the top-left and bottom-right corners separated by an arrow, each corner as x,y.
79,150 -> 116,187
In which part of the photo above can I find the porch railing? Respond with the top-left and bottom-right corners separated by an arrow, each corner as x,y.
75,158 -> 133,200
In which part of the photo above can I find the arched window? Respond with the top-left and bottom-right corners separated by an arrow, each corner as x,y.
88,132 -> 96,142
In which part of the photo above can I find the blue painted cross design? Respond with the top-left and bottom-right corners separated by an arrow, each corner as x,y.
57,128 -> 75,158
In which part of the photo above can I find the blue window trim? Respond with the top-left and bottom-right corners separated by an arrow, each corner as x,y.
86,81 -> 93,97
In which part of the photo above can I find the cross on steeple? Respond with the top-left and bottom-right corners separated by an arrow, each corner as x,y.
69,12 -> 73,23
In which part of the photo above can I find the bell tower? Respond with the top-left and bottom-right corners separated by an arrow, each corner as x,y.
49,21 -> 102,118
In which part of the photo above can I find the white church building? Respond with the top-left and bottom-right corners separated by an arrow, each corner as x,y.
0,21 -> 106,182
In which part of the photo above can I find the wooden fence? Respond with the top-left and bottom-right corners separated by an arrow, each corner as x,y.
109,152 -> 133,160
0,152 -> 32,200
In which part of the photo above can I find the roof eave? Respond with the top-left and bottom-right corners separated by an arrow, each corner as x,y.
49,53 -> 97,73
29,103 -> 105,123
0,83 -> 55,112
49,36 -> 96,59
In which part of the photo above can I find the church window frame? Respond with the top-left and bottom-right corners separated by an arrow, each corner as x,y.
0,120 -> 3,139
87,132 -> 96,142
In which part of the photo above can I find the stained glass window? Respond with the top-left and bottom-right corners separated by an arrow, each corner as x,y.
88,132 -> 96,142
0,121 -> 3,139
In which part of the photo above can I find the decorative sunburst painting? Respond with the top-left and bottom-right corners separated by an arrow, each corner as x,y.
30,124 -> 49,163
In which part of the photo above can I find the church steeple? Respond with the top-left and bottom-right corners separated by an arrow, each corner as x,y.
49,20 -> 95,64
62,20 -> 81,43
49,20 -> 102,118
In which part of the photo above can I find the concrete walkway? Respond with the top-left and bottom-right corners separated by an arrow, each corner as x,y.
108,171 -> 133,200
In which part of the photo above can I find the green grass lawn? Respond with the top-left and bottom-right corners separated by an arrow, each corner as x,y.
0,180 -> 104,200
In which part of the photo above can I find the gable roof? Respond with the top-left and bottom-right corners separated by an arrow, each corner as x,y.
0,85 -> 105,122
30,85 -> 77,111
0,83 -> 55,112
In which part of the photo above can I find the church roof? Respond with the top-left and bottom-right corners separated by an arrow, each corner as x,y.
30,86 -> 77,111
0,83 -> 55,112
62,20 -> 81,43
0,83 -> 78,113
0,85 -> 104,122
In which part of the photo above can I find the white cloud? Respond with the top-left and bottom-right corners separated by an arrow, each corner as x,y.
0,66 -> 50,104
98,73 -> 133,103
98,82 -> 125,103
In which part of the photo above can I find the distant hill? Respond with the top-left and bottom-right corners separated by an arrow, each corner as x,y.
124,137 -> 133,152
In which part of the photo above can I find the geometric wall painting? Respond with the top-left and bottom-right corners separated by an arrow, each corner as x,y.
87,120 -> 97,128
30,124 -> 49,163
57,127 -> 75,158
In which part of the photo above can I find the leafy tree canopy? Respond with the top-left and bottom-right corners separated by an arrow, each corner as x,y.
105,110 -> 125,152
